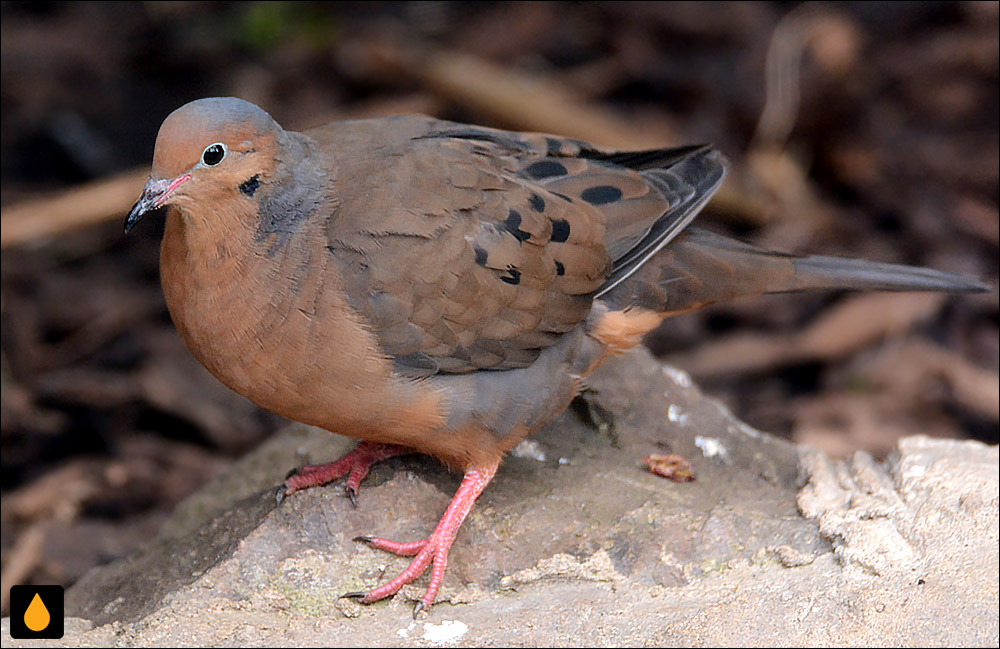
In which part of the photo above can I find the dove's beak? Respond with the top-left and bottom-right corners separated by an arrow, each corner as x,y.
125,173 -> 191,233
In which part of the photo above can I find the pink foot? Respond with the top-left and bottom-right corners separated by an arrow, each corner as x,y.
280,441 -> 413,506
344,462 -> 499,616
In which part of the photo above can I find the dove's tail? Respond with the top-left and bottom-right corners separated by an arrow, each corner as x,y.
600,226 -> 989,316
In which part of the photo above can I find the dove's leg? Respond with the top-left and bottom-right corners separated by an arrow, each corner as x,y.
346,461 -> 498,616
282,441 -> 414,506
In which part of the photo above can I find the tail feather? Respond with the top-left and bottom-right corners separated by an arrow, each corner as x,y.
601,227 -> 989,314
785,254 -> 990,294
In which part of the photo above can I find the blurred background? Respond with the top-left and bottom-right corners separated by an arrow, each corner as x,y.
1,1 -> 997,611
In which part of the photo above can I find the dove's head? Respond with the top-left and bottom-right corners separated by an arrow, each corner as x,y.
126,97 -> 285,233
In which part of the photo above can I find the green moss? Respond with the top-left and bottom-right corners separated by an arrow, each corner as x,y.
264,548 -> 389,617
699,557 -> 732,574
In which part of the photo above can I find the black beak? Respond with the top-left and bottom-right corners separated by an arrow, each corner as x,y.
125,175 -> 187,234
125,178 -> 166,234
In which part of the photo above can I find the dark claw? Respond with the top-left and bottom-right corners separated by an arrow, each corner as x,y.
353,535 -> 374,544
346,485 -> 359,508
341,591 -> 367,600
571,391 -> 616,440
412,601 -> 426,619
284,467 -> 299,480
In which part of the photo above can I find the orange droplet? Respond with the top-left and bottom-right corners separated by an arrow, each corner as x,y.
24,592 -> 51,632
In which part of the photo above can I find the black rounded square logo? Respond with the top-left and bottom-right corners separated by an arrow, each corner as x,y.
9,585 -> 64,639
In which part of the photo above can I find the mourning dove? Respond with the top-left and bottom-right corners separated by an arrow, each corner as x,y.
126,97 -> 987,615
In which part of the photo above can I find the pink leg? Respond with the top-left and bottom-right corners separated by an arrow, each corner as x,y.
281,441 -> 413,506
345,462 -> 499,616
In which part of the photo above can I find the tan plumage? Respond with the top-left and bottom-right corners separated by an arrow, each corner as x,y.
127,97 -> 987,615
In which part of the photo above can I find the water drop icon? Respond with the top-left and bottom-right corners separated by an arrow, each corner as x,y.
24,592 -> 51,632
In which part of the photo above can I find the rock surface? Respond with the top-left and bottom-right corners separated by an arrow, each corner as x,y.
4,348 -> 997,646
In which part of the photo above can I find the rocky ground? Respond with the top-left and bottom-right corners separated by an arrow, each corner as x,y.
4,349 -> 996,647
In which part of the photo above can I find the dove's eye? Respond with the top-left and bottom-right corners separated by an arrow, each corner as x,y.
201,143 -> 226,166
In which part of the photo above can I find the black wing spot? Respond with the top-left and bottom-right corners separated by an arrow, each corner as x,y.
523,160 -> 569,179
554,260 -> 565,276
550,219 -> 570,243
529,193 -> 546,212
580,185 -> 623,205
503,209 -> 531,242
545,137 -> 562,155
239,174 -> 260,197
500,266 -> 522,285
474,246 -> 488,266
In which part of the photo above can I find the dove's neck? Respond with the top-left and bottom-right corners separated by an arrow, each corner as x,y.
159,130 -> 333,365
251,132 -> 338,255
